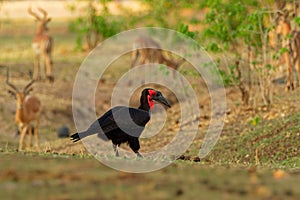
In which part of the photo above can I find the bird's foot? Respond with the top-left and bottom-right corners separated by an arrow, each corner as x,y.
113,144 -> 119,157
136,152 -> 143,158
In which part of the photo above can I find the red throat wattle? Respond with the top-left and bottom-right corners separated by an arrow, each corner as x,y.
147,90 -> 157,110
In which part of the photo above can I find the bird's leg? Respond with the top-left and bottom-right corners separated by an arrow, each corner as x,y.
113,144 -> 119,157
136,151 -> 143,158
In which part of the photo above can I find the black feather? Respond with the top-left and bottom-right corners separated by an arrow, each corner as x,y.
70,88 -> 170,157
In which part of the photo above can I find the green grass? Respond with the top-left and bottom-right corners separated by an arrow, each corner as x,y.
205,113 -> 300,168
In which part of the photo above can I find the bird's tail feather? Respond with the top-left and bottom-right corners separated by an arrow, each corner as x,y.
70,130 -> 96,142
70,132 -> 81,142
70,120 -> 103,142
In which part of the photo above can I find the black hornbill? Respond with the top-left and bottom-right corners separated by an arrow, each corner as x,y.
70,88 -> 171,157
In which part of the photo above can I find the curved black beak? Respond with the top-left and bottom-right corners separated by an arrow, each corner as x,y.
152,92 -> 171,108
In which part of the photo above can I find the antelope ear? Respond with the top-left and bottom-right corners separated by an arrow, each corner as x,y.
8,90 -> 16,99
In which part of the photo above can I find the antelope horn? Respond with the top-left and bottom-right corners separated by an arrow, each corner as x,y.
6,68 -> 19,92
23,80 -> 35,94
37,7 -> 48,19
28,7 -> 41,20
24,87 -> 33,95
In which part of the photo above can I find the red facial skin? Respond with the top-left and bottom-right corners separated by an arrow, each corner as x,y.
147,90 -> 157,110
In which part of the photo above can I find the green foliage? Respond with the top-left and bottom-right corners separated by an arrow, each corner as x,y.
279,47 -> 289,54
159,64 -> 170,76
226,63 -> 240,85
179,68 -> 199,77
68,0 -> 204,51
203,1 -> 249,47
294,16 -> 300,27
69,0 -> 123,50
250,116 -> 260,126
205,42 -> 220,53
201,0 -> 257,88
202,0 -> 266,51
176,23 -> 200,51
141,0 -> 199,28
177,23 -> 197,39
142,0 -> 173,27
201,0 -> 276,100
142,0 -> 193,29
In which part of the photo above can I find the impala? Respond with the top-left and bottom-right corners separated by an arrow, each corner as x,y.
6,70 -> 41,151
28,7 -> 54,82
131,36 -> 185,74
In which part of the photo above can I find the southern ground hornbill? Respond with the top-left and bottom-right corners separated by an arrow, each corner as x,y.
70,88 -> 171,157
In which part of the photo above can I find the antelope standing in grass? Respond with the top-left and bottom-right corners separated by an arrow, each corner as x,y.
131,36 -> 185,75
28,7 -> 54,82
6,70 -> 41,151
